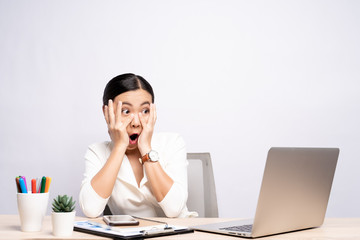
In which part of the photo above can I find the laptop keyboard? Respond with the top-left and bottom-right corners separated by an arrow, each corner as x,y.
220,224 -> 253,233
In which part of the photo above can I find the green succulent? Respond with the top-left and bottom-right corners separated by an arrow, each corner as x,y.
52,195 -> 76,212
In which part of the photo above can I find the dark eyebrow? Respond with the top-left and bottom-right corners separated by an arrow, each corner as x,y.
122,102 -> 132,106
122,101 -> 150,107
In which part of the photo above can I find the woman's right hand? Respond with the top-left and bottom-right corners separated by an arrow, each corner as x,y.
104,99 -> 134,149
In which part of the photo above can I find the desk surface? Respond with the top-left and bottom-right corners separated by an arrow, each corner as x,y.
1,215 -> 360,239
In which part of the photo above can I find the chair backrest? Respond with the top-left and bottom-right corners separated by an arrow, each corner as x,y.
187,152 -> 219,217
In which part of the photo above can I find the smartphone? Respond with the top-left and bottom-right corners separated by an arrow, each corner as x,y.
103,215 -> 139,226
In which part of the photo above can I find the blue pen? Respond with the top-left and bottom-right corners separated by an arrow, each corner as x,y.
19,177 -> 27,193
22,176 -> 28,192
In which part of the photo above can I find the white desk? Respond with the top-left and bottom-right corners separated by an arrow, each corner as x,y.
1,215 -> 360,239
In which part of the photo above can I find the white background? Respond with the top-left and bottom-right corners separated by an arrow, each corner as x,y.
1,0 -> 359,217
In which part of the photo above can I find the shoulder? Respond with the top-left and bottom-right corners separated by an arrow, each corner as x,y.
86,141 -> 112,161
152,132 -> 185,147
88,141 -> 111,151
152,132 -> 186,161
152,132 -> 187,166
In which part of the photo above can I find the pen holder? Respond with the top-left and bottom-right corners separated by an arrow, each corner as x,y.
17,192 -> 49,232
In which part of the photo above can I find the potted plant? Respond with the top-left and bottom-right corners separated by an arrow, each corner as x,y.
51,195 -> 76,237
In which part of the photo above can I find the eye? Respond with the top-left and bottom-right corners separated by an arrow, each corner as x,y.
122,109 -> 130,115
142,108 -> 150,114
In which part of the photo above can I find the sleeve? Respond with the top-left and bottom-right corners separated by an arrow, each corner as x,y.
157,134 -> 190,218
79,144 -> 110,218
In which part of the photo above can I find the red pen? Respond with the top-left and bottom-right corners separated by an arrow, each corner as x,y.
31,179 -> 37,193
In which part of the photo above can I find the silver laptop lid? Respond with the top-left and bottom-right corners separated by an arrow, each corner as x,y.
252,147 -> 339,237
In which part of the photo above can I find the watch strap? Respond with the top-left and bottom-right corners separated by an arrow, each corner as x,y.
140,153 -> 150,165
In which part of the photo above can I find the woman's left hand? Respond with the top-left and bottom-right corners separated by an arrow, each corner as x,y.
138,103 -> 157,156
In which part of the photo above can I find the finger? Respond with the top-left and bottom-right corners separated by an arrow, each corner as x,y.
152,104 -> 157,124
108,99 -> 115,126
148,104 -> 156,126
115,101 -> 122,124
138,112 -> 146,127
104,105 -> 110,125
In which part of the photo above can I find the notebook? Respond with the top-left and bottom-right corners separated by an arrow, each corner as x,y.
193,147 -> 339,238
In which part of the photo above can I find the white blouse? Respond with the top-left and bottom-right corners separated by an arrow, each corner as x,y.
79,132 -> 196,218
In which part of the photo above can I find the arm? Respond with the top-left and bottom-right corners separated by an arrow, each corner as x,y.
79,143 -> 111,217
79,144 -> 126,218
156,134 -> 189,217
138,106 -> 189,217
91,100 -> 134,198
143,162 -> 174,202
141,137 -> 189,217
90,144 -> 127,198
79,100 -> 134,218
138,104 -> 173,202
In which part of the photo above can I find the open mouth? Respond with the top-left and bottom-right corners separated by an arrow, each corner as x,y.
129,134 -> 139,145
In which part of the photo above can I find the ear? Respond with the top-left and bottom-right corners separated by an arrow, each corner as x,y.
102,105 -> 106,116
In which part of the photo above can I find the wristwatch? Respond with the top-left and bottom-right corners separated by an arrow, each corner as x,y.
139,150 -> 159,165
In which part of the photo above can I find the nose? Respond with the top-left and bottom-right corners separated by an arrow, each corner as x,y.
131,113 -> 141,128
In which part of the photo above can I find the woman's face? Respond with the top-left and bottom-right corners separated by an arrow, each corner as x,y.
112,89 -> 153,151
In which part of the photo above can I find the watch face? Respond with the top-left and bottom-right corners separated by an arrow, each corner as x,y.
149,150 -> 159,162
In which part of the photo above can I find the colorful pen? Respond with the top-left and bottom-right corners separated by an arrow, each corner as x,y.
45,177 -> 51,193
15,175 -> 52,194
36,177 -> 41,193
19,177 -> 27,193
22,176 -> 28,192
40,176 -> 46,193
15,177 -> 21,193
31,179 -> 37,193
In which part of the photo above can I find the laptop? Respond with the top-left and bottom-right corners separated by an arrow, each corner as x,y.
193,147 -> 339,238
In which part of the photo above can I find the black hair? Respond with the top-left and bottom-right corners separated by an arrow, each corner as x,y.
102,73 -> 154,105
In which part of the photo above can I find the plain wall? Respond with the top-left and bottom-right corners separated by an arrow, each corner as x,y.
1,0 -> 359,217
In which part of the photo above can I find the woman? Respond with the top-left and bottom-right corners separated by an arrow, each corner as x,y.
79,73 -> 195,218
